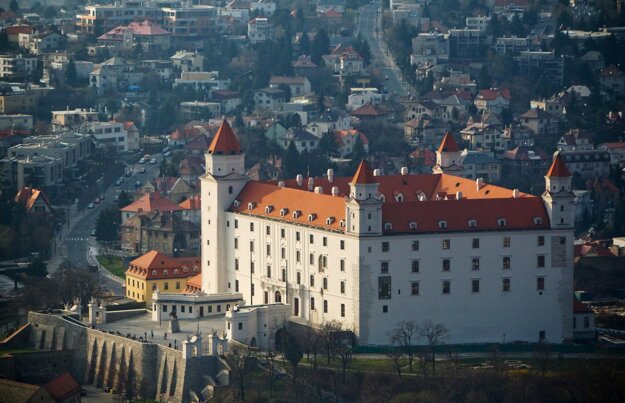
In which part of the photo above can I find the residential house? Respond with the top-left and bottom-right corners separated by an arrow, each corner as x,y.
173,71 -> 230,91
211,89 -> 242,113
573,300 -> 595,341
334,129 -> 370,157
474,88 -> 511,114
579,50 -> 605,72
432,93 -> 471,121
0,114 -> 33,131
180,101 -> 221,120
411,33 -> 449,66
598,141 -> 625,167
0,54 -> 38,79
530,96 -> 566,118
402,99 -> 441,121
461,150 -> 502,182
18,31 -> 66,55
179,194 -> 201,225
283,97 -> 319,125
559,150 -> 611,180
323,45 -> 364,75
264,122 -> 288,143
599,65 -> 625,97
97,20 -> 172,52
403,116 -> 450,146
269,76 -> 312,98
0,84 -> 53,114
350,104 -> 388,124
171,50 -> 205,73
89,57 -> 143,95
291,55 -> 318,76
557,129 -> 594,151
279,127 -> 319,153
121,210 -> 200,257
567,85 -> 592,100
254,87 -> 286,112
120,191 -> 183,223
248,17 -> 271,44
159,5 -> 217,40
124,250 -> 200,306
502,145 -> 550,178
461,121 -> 503,152
501,124 -> 535,148
87,121 -> 139,152
520,109 -> 559,136
14,186 -> 54,215
306,108 -> 352,137
316,0 -> 345,13
434,73 -> 477,96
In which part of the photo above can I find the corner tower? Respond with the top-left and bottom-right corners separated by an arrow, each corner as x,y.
542,152 -> 575,229
201,119 -> 248,294
346,159 -> 382,235
433,132 -> 466,177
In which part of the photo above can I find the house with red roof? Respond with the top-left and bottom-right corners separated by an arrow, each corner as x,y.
573,299 -> 595,340
474,88 -> 511,115
97,20 -> 171,52
120,191 -> 183,223
149,119 -> 577,346
14,187 -> 53,215
350,103 -> 388,124
323,45 -> 364,75
334,129 -> 369,157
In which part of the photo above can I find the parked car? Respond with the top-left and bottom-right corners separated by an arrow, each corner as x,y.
115,179 -> 122,186
139,167 -> 146,173
138,158 -> 145,164
91,230 -> 96,237
135,181 -> 141,187
99,194 -> 105,200
94,197 -> 100,204
149,158 -> 157,164
87,203 -> 95,209
164,151 -> 171,157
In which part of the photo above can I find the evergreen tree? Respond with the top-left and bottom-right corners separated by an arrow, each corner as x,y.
318,131 -> 338,156
311,29 -> 329,66
299,31 -> 310,56
350,135 -> 367,166
283,141 -> 301,178
117,190 -> 132,209
9,0 -> 19,14
27,259 -> 48,278
65,59 -> 77,86
95,206 -> 120,242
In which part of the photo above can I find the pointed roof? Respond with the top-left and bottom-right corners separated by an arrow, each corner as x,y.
546,153 -> 571,177
437,132 -> 460,153
120,192 -> 183,213
351,159 -> 376,185
208,119 -> 242,155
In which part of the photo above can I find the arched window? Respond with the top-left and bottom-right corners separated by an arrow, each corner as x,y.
275,291 -> 282,303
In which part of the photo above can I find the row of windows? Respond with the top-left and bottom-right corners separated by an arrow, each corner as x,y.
233,255 -> 345,272
310,297 -> 346,317
379,276 -> 545,299
235,221 -> 347,250
380,236 -> 551,253
381,255 -> 544,273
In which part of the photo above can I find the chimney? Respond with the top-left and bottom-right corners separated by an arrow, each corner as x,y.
331,186 -> 339,196
400,166 -> 409,175
327,168 -> 334,183
278,181 -> 284,188
308,177 -> 314,191
314,186 -> 323,194
512,189 -> 520,198
296,174 -> 303,186
476,177 -> 484,191
456,191 -> 462,200
373,169 -> 382,176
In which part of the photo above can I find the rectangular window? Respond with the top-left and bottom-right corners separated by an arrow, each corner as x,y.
250,222 -> 254,232
411,260 -> 419,273
442,259 -> 450,271
250,241 -> 254,253
251,261 -> 255,274
412,240 -> 419,251
310,234 -> 314,244
296,231 -> 301,241
176,282 -> 180,290
310,297 -> 315,310
266,225 -> 270,235
381,261 -> 389,273
323,300 -> 328,313
472,258 -> 480,270
340,259 -> 345,271
281,247 -> 285,259
164,282 -> 169,290
282,268 -> 286,282
537,277 -> 545,290
411,281 -> 419,295
296,271 -> 301,284
503,256 -> 511,269
251,283 -> 255,296
340,281 -> 345,294
537,255 -> 545,268
323,277 -> 328,290
234,238 -> 238,249
538,236 -> 545,246
296,250 -> 301,263
383,305 -> 388,313
472,238 -> 480,248
310,275 -> 315,287
382,242 -> 389,252
584,316 -> 590,328
208,306 -> 213,313
323,237 -> 327,246
503,237 -> 511,247
442,280 -> 451,294
502,278 -> 510,292
266,266 -> 271,278
309,253 -> 314,265
378,276 -> 391,299
340,240 -> 345,250
472,279 -> 480,293
266,244 -> 271,256
341,304 -> 345,317
281,228 -> 285,238
234,219 -> 238,228
235,280 -> 239,292
442,239 -> 450,249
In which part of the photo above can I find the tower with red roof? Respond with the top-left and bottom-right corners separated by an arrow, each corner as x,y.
346,159 -> 382,235
433,132 -> 467,178
202,119 -> 248,293
542,151 -> 575,229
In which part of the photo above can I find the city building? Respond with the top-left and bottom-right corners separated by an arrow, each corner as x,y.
598,141 -> 625,167
51,108 -> 99,130
87,121 -> 140,152
154,120 -> 575,345
559,150 -> 611,180
556,129 -> 594,151
515,50 -> 564,86
247,17 -> 271,44
0,114 -> 33,131
269,76 -> 312,98
97,20 -> 172,52
170,50 -> 205,72
0,54 -> 38,79
411,33 -> 450,66
120,191 -> 183,223
520,109 -> 560,136
599,65 -> 625,97
125,250 -> 200,305
474,88 -> 511,114
493,36 -> 529,55
14,186 -> 53,215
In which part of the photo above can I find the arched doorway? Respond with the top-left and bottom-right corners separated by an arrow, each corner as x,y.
275,291 -> 282,303
250,337 -> 257,348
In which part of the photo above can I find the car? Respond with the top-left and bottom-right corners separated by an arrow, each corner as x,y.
114,179 -> 122,186
99,194 -> 105,200
87,203 -> 95,209
135,180 -> 141,187
125,170 -> 132,177
91,230 -> 96,237
150,158 -> 157,164
162,147 -> 170,154
114,195 -> 119,202
94,197 -> 100,204
139,167 -> 146,173
164,151 -> 171,157
139,158 -> 145,164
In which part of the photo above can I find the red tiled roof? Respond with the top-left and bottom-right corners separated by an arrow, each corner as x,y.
179,194 -> 201,210
43,373 -> 80,401
14,187 -> 52,213
120,192 -> 183,213
351,159 -> 376,184
601,142 -> 625,149
573,299 -> 593,314
437,132 -> 460,153
185,273 -> 202,292
351,104 -> 387,117
335,129 -> 369,145
546,153 -> 571,177
5,25 -> 32,35
477,88 -> 511,101
208,119 -> 242,155
127,250 -> 200,280
98,20 -> 170,40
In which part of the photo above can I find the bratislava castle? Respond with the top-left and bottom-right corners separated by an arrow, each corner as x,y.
200,120 -> 575,345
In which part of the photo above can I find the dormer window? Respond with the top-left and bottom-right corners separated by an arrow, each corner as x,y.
339,220 -> 345,228
409,221 -> 417,230
468,219 -> 477,228
163,269 -> 168,275
233,200 -> 240,208
326,217 -> 335,225
308,213 -> 317,222
265,205 -> 274,213
438,220 -> 447,229
183,267 -> 188,272
293,210 -> 301,219
152,270 -> 157,276
280,208 -> 288,216
394,193 -> 404,202
174,269 -> 179,275
533,217 -> 543,225
379,193 -> 386,202
497,218 -> 507,227
384,223 -> 393,231
247,202 -> 256,210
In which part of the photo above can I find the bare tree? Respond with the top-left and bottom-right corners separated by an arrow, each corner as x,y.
533,341 -> 551,375
303,324 -> 323,370
389,320 -> 419,372
321,320 -> 343,365
387,347 -> 404,382
231,345 -> 256,401
419,320 -> 448,373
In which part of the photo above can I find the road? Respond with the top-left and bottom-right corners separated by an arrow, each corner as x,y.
358,2 -> 410,97
62,154 -> 164,297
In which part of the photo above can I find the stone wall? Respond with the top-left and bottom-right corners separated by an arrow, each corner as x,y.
0,350 -> 73,383
25,312 -> 227,403
105,309 -> 148,323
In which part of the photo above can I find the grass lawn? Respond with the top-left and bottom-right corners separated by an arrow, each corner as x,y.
96,255 -> 126,278
0,348 -> 36,355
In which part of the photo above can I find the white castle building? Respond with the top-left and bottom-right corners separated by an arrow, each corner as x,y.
154,120 -> 576,346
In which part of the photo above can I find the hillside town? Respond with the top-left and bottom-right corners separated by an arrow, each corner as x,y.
0,0 -> 625,401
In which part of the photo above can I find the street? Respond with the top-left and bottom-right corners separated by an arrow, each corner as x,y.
60,153 -> 164,297
359,2 -> 410,97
